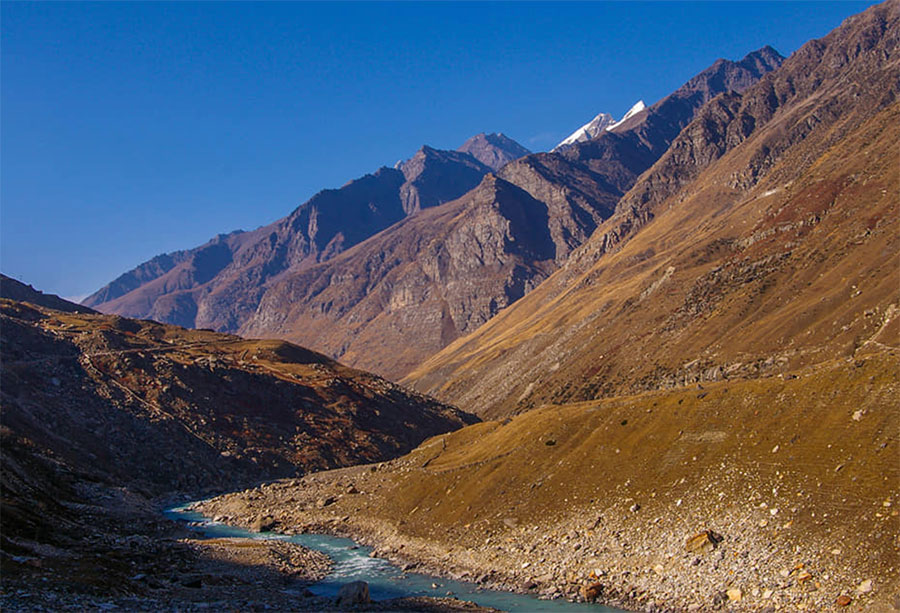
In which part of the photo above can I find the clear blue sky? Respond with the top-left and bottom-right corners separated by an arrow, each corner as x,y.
1,1 -> 875,300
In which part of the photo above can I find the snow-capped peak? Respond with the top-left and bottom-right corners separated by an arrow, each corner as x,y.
552,112 -> 615,151
552,100 -> 646,151
606,100 -> 646,132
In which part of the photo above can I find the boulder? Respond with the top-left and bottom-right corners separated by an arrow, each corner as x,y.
580,582 -> 604,602
685,530 -> 723,553
336,581 -> 370,607
251,516 -> 276,532
316,496 -> 336,508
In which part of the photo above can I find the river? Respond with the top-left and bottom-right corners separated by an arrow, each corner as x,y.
166,505 -> 628,612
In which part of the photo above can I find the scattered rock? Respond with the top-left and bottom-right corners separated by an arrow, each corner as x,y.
336,581 -> 370,606
630,503 -> 641,512
179,575 -> 202,589
727,588 -> 742,601
857,579 -> 873,593
712,591 -> 729,608
836,594 -> 852,606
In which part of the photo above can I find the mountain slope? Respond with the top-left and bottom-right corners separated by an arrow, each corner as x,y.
239,175 -> 561,379
397,146 -> 491,214
200,347 -> 899,611
83,146 -> 494,331
404,0 -> 900,418
0,293 -> 477,609
1,274 -> 96,314
1,298 -> 476,494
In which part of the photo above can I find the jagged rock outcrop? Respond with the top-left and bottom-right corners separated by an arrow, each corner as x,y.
397,146 -> 490,214
405,0 -> 899,418
457,132 -> 531,171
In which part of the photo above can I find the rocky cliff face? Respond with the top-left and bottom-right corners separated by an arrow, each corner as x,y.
457,132 -> 531,170
404,0 -> 900,418
397,146 -> 490,214
239,175 -> 560,379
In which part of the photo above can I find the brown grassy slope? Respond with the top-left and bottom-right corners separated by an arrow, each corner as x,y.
404,2 -> 899,418
200,348 -> 899,611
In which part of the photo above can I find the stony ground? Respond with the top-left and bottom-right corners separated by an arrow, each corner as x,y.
196,470 -> 899,613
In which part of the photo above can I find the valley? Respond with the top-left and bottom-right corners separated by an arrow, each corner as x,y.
2,1 -> 899,612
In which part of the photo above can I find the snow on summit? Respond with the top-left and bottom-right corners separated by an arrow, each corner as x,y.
552,100 -> 645,151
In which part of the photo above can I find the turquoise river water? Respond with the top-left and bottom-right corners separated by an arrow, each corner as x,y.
166,505 -> 627,612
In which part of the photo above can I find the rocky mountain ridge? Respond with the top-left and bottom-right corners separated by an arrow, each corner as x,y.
82,136 -> 524,332
456,132 -> 531,171
551,100 -> 645,151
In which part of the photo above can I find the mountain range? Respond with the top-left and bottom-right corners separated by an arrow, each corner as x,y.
195,5 -> 899,610
84,45 -> 785,380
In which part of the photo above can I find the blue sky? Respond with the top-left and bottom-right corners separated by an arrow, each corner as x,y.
1,1 -> 875,300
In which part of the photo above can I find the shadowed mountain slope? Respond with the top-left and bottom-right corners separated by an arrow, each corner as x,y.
397,146 -> 491,215
0,293 -> 476,609
404,0 -> 899,418
1,298 -> 476,496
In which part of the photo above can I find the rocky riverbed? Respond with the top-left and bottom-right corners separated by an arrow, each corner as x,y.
1,499 -> 497,613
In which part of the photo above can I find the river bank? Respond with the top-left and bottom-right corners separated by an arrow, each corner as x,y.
194,356 -> 900,613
